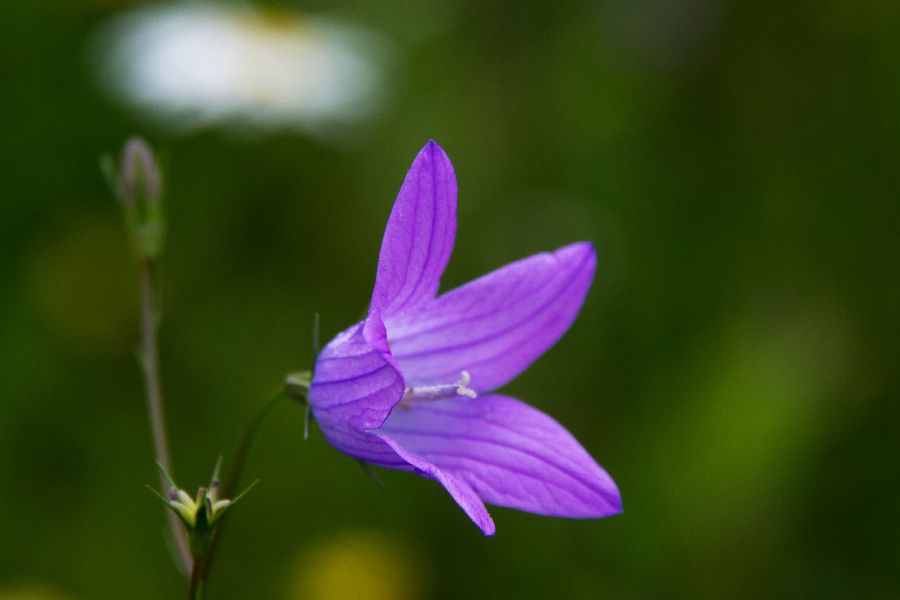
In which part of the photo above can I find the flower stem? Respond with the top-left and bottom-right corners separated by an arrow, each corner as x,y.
187,388 -> 287,598
140,258 -> 193,576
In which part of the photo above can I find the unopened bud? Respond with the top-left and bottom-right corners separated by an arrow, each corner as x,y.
101,136 -> 165,260
122,138 -> 160,205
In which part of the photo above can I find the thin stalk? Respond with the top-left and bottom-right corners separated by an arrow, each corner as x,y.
140,259 -> 193,576
188,389 -> 286,598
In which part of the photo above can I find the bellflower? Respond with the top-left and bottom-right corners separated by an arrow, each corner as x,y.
309,141 -> 621,535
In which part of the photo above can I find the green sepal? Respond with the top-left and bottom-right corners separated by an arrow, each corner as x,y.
356,460 -> 385,489
285,370 -> 311,403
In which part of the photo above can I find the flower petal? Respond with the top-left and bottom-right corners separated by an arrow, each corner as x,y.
370,140 -> 457,318
377,394 -> 621,526
309,311 -> 407,467
378,434 -> 496,536
385,242 -> 596,391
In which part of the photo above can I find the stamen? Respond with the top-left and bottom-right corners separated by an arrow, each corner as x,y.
456,370 -> 477,399
404,371 -> 478,403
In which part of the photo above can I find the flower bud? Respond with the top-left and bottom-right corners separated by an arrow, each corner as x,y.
119,137 -> 161,210
148,459 -> 257,561
100,136 -> 165,260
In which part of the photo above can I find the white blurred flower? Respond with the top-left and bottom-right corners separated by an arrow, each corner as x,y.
92,3 -> 389,138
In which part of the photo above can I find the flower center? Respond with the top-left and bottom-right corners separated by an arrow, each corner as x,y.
402,370 -> 477,404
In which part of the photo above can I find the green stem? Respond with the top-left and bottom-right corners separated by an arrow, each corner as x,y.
140,259 -> 193,576
187,388 -> 287,598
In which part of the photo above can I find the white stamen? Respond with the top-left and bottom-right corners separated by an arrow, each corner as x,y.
456,370 -> 477,399
404,371 -> 478,403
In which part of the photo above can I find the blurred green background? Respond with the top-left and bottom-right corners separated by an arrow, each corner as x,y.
1,1 -> 898,598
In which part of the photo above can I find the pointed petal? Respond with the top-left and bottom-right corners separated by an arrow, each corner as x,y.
378,394 -> 621,520
378,433 -> 496,535
386,242 -> 596,391
371,140 -> 457,317
309,312 -> 407,467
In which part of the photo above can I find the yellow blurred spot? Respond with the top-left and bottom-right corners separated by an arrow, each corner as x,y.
287,530 -> 427,600
27,216 -> 136,355
0,582 -> 74,600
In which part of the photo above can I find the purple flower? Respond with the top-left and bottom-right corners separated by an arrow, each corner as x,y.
309,141 -> 621,535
